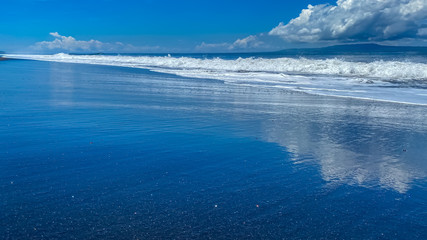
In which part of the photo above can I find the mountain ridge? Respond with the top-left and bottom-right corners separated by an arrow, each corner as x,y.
275,43 -> 427,55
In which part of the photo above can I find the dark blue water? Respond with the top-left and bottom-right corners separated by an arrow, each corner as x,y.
1,59 -> 427,239
102,43 -> 427,63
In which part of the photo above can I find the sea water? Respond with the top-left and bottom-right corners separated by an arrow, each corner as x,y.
8,47 -> 427,105
1,52 -> 427,238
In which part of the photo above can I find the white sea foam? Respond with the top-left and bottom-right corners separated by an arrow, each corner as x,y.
7,54 -> 427,105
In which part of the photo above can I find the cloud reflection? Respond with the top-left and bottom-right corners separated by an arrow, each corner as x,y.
49,62 -> 76,106
260,99 -> 427,193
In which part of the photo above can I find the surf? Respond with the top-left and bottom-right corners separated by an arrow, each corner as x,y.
7,53 -> 427,105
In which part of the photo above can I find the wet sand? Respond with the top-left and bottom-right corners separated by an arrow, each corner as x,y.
1,59 -> 427,239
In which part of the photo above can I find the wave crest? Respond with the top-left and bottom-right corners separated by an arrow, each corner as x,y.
8,53 -> 427,81
6,53 -> 427,105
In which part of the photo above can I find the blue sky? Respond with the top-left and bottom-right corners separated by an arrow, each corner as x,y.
1,0 -> 426,53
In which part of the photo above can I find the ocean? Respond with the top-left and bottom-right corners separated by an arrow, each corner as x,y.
8,45 -> 427,105
1,48 -> 427,239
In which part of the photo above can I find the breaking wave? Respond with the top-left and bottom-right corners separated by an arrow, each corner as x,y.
7,53 -> 427,105
10,53 -> 427,80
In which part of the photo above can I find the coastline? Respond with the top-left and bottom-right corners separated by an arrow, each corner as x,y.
7,53 -> 427,106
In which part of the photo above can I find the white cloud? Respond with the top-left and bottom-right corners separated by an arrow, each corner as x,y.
32,32 -> 160,53
418,28 -> 427,37
33,32 -> 105,52
195,42 -> 231,52
269,0 -> 427,42
229,35 -> 264,50
196,35 -> 268,52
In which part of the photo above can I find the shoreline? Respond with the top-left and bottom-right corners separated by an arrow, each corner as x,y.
6,55 -> 427,107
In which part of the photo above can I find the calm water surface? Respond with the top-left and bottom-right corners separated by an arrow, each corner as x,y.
1,60 -> 427,239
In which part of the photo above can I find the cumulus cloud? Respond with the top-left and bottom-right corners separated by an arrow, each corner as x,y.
269,0 -> 427,42
196,35 -> 268,52
32,32 -> 160,53
195,42 -> 231,52
418,28 -> 427,37
229,35 -> 264,49
33,32 -> 104,52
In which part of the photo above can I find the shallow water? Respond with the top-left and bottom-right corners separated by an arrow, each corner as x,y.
1,60 -> 427,239
8,51 -> 427,105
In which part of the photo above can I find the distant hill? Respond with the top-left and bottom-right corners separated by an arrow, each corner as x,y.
276,43 -> 427,55
322,43 -> 427,52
